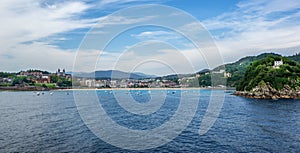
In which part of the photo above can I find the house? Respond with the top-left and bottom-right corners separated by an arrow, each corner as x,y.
85,79 -> 94,87
19,71 -> 42,77
65,74 -> 72,80
273,60 -> 283,68
224,72 -> 232,78
0,78 -> 12,84
40,75 -> 50,83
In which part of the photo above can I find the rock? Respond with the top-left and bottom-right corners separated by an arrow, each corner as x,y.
234,83 -> 300,99
271,95 -> 279,100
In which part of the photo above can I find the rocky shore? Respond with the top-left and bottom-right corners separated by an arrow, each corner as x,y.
233,82 -> 300,99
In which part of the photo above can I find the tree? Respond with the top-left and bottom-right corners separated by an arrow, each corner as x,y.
237,55 -> 300,91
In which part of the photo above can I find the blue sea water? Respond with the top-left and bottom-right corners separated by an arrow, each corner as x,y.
0,90 -> 299,152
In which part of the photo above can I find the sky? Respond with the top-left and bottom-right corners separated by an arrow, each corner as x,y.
1,0 -> 300,75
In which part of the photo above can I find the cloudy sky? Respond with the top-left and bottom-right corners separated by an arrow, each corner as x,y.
1,0 -> 300,75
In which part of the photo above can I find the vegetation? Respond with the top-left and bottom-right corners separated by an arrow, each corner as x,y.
0,70 -> 72,89
12,76 -> 35,86
0,72 -> 16,78
198,74 -> 211,86
34,83 -> 56,88
136,52 -> 300,88
220,53 -> 281,87
209,52 -> 300,88
50,75 -> 72,87
288,52 -> 300,63
236,55 -> 300,91
19,69 -> 51,74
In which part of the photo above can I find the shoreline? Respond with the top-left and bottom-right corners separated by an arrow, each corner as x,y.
60,87 -> 234,91
233,91 -> 300,99
0,87 -> 235,91
233,83 -> 300,99
0,86 -> 70,92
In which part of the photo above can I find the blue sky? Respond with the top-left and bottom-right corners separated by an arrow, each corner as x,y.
49,0 -> 241,50
1,0 -> 300,75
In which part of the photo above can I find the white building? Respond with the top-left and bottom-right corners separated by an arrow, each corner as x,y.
212,69 -> 225,74
224,72 -> 232,78
273,60 -> 283,68
85,79 -> 93,87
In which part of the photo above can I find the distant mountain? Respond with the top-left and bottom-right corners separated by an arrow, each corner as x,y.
132,72 -> 157,78
73,70 -> 157,79
156,73 -> 193,81
197,69 -> 210,74
287,53 -> 300,63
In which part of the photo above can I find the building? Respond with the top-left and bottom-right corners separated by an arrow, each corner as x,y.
56,68 -> 66,77
212,69 -> 225,74
273,60 -> 283,68
19,71 -> 42,77
56,68 -> 71,81
224,72 -> 232,78
40,75 -> 51,83
0,78 -> 12,84
85,79 -> 93,87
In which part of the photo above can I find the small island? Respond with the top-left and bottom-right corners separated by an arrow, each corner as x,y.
234,55 -> 300,99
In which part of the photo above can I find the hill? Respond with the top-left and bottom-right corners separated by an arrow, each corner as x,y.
214,52 -> 299,87
236,55 -> 300,91
287,52 -> 300,63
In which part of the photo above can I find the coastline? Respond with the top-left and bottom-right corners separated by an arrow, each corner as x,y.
233,90 -> 300,99
0,86 -> 71,91
61,87 -> 234,91
233,83 -> 300,99
0,86 -> 235,91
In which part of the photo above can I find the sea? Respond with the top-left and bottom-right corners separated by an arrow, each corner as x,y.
0,90 -> 299,152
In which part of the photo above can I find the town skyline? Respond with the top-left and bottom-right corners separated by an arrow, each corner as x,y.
1,52 -> 298,90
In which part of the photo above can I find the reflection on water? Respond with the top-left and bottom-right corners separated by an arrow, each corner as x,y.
0,90 -> 299,152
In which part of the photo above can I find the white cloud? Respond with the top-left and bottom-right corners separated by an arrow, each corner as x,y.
1,42 -> 76,72
93,15 -> 157,29
0,0 -> 99,71
0,0 -> 174,73
92,41 -> 208,75
132,31 -> 182,42
130,30 -> 198,51
203,0 -> 300,62
0,0 -> 95,46
2,0 -> 299,74
96,0 -> 167,10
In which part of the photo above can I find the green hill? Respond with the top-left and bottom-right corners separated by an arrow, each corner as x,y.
224,53 -> 281,87
191,52 -> 300,88
215,52 -> 300,87
236,55 -> 300,91
288,52 -> 300,63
